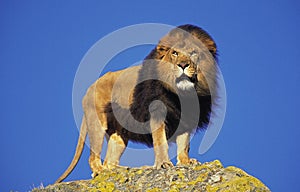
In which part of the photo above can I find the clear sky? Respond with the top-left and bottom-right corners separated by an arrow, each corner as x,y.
1,1 -> 299,191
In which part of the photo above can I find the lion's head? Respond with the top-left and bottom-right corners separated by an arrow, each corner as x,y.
145,24 -> 218,95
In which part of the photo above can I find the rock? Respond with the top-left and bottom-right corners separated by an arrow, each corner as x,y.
33,160 -> 270,192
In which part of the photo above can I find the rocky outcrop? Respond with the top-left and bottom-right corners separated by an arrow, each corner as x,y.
33,160 -> 270,192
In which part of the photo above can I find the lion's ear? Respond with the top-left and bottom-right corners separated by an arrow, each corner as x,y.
144,45 -> 168,60
204,39 -> 217,57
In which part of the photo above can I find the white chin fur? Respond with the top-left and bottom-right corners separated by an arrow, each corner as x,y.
176,79 -> 194,90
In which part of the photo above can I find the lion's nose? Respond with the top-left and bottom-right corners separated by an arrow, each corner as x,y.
177,63 -> 190,70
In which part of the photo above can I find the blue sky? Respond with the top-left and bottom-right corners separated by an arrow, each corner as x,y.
1,1 -> 299,191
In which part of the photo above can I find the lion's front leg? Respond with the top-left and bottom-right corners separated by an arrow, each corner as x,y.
151,120 -> 173,169
176,132 -> 198,165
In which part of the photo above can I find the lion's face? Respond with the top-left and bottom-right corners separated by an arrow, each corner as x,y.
161,46 -> 198,91
153,35 -> 214,94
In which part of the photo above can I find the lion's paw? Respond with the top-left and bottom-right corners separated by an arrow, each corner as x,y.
90,161 -> 103,178
189,158 -> 200,165
177,158 -> 200,166
154,160 -> 174,169
91,166 -> 103,178
104,162 -> 129,170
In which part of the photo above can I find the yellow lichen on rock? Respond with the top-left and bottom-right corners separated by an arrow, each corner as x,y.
206,166 -> 269,192
146,188 -> 163,192
210,160 -> 223,168
188,172 -> 208,185
33,160 -> 270,192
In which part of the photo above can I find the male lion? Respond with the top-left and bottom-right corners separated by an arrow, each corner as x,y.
56,24 -> 218,183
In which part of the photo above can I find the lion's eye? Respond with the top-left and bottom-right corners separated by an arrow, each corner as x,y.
190,51 -> 198,57
172,51 -> 178,56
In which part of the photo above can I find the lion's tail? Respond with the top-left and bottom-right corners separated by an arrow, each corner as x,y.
55,116 -> 87,183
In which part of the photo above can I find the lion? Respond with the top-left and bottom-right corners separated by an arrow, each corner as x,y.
56,24 -> 218,183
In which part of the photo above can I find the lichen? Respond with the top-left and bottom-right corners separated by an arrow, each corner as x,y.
146,188 -> 163,192
33,160 -> 270,192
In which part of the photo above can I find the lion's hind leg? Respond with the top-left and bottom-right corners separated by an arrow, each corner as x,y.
86,111 -> 107,178
103,132 -> 128,169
